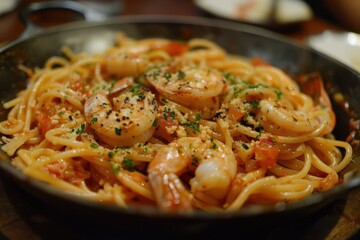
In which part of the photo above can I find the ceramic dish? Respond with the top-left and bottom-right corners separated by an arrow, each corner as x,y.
308,31 -> 360,73
194,0 -> 313,26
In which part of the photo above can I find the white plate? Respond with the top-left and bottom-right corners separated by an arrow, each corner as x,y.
0,0 -> 20,15
195,0 -> 313,25
308,31 -> 360,73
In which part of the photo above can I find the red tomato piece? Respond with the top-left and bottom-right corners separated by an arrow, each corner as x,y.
250,56 -> 270,67
155,115 -> 179,142
162,41 -> 188,56
254,138 -> 279,169
228,107 -> 245,122
36,112 -> 54,139
70,160 -> 90,185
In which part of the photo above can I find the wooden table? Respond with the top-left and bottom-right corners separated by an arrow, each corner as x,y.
0,1 -> 359,239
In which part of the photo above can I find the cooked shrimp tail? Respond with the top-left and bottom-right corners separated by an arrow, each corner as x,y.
149,172 -> 192,211
148,136 -> 237,211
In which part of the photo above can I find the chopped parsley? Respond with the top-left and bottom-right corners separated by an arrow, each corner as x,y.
90,143 -> 99,148
152,118 -> 158,127
163,107 -> 176,120
255,132 -> 262,139
108,151 -> 115,158
224,72 -> 237,85
195,114 -> 201,121
122,158 -> 135,172
129,84 -> 143,96
241,143 -> 249,150
275,89 -> 283,100
110,162 -> 120,174
90,117 -> 98,124
146,65 -> 162,71
233,83 -> 268,97
115,127 -> 122,136
210,138 -> 218,150
115,145 -> 131,150
250,100 -> 260,109
151,71 -> 161,79
181,121 -> 200,132
177,70 -> 186,80
75,123 -> 86,134
163,72 -> 171,80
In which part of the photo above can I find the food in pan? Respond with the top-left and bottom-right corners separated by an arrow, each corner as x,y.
0,33 -> 353,212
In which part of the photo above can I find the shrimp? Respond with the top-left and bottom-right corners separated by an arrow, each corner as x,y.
146,65 -> 226,119
256,74 -> 335,137
148,136 -> 237,212
105,37 -> 189,77
258,99 -> 318,136
105,49 -> 149,77
84,83 -> 158,147
298,73 -> 336,134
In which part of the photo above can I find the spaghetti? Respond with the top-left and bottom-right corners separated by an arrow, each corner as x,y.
0,33 -> 353,212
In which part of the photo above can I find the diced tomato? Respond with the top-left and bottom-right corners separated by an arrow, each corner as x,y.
250,56 -> 270,67
46,160 -> 89,185
298,73 -> 335,134
154,115 -> 179,142
254,138 -> 279,169
46,162 -> 67,179
161,41 -> 188,56
36,112 -> 54,139
245,158 -> 259,172
299,73 -> 331,108
70,160 -> 90,185
228,107 -> 245,122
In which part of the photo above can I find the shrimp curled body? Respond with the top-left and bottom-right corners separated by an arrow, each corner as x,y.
84,86 -> 158,147
146,66 -> 226,118
148,136 -> 237,211
259,100 -> 318,136
105,50 -> 149,77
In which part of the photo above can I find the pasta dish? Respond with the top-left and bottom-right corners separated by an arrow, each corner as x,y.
0,34 -> 353,212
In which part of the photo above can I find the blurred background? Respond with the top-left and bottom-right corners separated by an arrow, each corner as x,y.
0,0 -> 359,45
2,0 -> 360,73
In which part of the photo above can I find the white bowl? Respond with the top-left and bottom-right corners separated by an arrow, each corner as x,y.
308,31 -> 360,73
195,0 -> 313,25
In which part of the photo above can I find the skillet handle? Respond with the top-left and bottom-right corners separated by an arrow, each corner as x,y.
19,1 -> 109,38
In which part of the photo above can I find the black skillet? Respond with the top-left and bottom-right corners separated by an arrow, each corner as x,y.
0,1 -> 360,236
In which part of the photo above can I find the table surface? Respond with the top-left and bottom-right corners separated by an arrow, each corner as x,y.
0,0 -> 359,239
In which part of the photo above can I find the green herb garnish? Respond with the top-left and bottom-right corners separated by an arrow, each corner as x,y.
115,127 -> 122,136
90,143 -> 99,148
